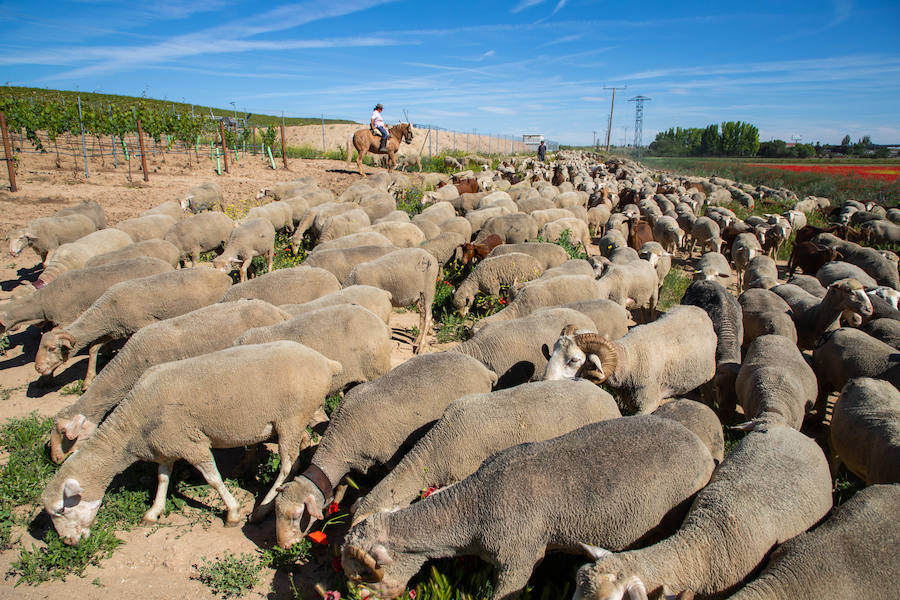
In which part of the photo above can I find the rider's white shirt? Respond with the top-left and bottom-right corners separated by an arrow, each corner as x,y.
371,110 -> 385,128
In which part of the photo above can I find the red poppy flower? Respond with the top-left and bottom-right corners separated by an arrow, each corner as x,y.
327,502 -> 340,515
409,591 -> 417,599
324,591 -> 341,600
331,557 -> 344,572
308,531 -> 327,544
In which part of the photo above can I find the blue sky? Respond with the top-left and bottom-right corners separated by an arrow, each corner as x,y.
3,0 -> 899,146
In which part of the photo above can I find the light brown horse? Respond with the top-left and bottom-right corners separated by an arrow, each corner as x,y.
347,122 -> 414,175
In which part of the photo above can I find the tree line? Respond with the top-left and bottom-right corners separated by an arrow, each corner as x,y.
648,122 -> 760,157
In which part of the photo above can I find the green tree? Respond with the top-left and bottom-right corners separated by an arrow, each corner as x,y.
840,134 -> 851,147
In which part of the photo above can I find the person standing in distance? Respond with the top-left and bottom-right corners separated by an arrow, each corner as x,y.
371,103 -> 390,151
537,139 -> 547,162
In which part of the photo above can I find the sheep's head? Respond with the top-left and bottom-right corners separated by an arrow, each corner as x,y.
179,195 -> 193,211
870,286 -> 900,311
49,413 -> 97,464
256,188 -> 270,201
574,548 -> 649,600
41,476 -> 102,545
7,229 -> 33,257
829,278 -> 873,317
275,476 -> 327,548
542,325 -> 618,383
212,255 -> 242,274
35,328 -> 75,376
342,518 -> 420,600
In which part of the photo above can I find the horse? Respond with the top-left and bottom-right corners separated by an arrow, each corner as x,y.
346,122 -> 414,175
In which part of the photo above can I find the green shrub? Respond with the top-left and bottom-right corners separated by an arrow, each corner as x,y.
60,380 -> 85,396
398,187 -> 425,216
193,552 -> 262,598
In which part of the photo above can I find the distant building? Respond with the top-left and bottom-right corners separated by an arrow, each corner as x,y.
522,134 -> 559,152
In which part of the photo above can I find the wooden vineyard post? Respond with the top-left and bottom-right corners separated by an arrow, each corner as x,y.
219,121 -> 229,174
136,119 -> 150,182
0,112 -> 17,192
280,124 -> 288,169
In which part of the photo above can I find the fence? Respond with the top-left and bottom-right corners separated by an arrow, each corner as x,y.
410,123 -> 529,157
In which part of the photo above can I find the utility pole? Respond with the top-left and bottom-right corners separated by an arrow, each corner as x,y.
603,85 -> 626,152
592,131 -> 597,149
629,95 -> 651,162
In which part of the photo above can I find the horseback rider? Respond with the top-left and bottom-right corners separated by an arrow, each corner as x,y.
371,103 -> 390,151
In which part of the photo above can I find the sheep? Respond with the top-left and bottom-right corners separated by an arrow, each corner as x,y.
542,258 -> 596,279
787,241 -> 842,276
257,179 -> 319,201
692,251 -> 731,281
36,228 -> 135,287
244,201 -> 294,234
738,288 -> 798,348
163,211 -> 235,267
421,232 -> 467,266
726,484 -> 900,600
574,426 -> 833,600
811,328 -> 900,419
41,341 -> 341,544
786,273 -> 826,297
740,255 -> 777,291
454,308 -> 597,388
0,257 -> 173,335
141,201 -> 184,221
293,202 -> 358,244
234,305 -> 392,395
410,216 -> 441,240
343,248 -> 438,353
180,181 -> 223,213
829,377 -> 900,485
55,200 -> 107,229
732,232 -> 762,290
596,229 -> 628,257
48,299 -> 290,463
652,216 -> 684,254
815,260 -> 878,288
368,221 -> 427,248
863,317 -> 900,348
341,415 -> 716,600
211,217 -> 276,282
7,214 -> 97,262
353,379 -> 621,519
587,204 -> 612,236
733,334 -> 818,432
594,259 -> 660,318
84,239 -> 181,269
869,285 -> 900,311
395,153 -> 422,172
543,306 -> 716,414
274,352 -> 497,545
769,278 -> 873,349
814,233 -> 900,290
437,216 -> 472,240
690,217 -> 722,257
374,210 -> 410,224
355,192 -> 396,223
36,268 -> 233,387
112,214 -> 177,243
637,241 -> 671,285
652,399 -> 724,464
465,207 -> 510,233
416,201 -> 457,225
279,285 -> 393,324
471,274 -> 603,333
303,245 -> 396,283
681,280 -> 744,416
540,218 -> 591,250
475,213 -> 539,244
451,252 -> 544,315
220,265 -> 341,306
310,231 -> 394,254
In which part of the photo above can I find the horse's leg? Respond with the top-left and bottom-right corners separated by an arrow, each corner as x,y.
357,146 -> 366,176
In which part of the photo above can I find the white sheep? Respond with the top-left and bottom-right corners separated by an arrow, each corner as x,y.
212,217 -> 276,282
41,341 -> 342,543
36,228 -> 134,287
180,181 -> 223,213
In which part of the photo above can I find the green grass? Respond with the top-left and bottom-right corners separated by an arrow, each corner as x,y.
832,465 -> 865,507
59,379 -> 85,396
193,551 -> 263,598
657,266 -> 692,311
0,333 -> 9,356
324,394 -> 342,418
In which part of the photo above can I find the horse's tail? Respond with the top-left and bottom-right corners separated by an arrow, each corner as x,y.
346,136 -> 352,165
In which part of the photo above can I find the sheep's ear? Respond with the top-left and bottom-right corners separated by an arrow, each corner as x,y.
303,494 -> 324,520
730,421 -> 759,432
62,414 -> 87,440
623,577 -> 649,600
579,543 -> 611,561
372,544 -> 393,567
59,335 -> 74,350
62,478 -> 83,504
541,344 -> 552,360
23,231 -> 39,241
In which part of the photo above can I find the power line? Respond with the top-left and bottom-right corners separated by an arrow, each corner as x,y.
629,95 -> 651,162
603,85 -> 626,152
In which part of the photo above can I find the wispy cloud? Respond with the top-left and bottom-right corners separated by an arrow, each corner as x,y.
539,34 -> 582,47
479,106 -> 516,115
551,0 -> 567,15
829,0 -> 853,27
512,0 -> 545,13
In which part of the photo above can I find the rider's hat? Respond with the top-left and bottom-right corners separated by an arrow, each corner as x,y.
374,103 -> 384,110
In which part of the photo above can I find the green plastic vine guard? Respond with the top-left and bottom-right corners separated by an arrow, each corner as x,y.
121,140 -> 129,160
216,148 -> 222,175
267,146 -> 276,169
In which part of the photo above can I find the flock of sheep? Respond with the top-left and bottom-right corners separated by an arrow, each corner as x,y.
2,149 -> 899,599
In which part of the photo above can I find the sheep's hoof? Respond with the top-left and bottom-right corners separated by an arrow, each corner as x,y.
141,515 -> 159,525
224,514 -> 243,527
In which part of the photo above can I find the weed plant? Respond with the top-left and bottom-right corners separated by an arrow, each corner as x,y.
194,552 -> 262,598
398,187 -> 425,217
657,267 -> 692,311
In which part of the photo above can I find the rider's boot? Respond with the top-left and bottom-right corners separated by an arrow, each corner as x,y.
379,136 -> 388,152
